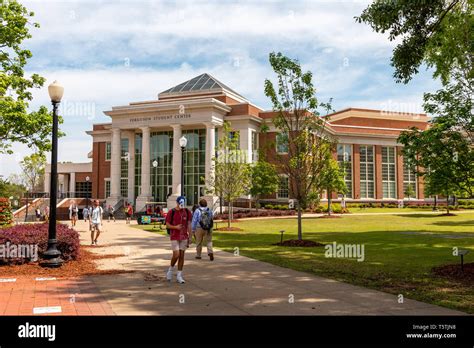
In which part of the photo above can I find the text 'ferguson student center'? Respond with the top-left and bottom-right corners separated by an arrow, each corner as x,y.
44,73 -> 430,211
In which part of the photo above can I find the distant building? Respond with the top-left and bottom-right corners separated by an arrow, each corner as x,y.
45,73 -> 429,210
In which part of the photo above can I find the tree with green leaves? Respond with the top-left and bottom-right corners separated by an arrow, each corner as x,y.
264,51 -> 334,240
358,0 -> 473,202
250,160 -> 279,211
19,153 -> 46,192
357,0 -> 473,86
399,121 -> 473,209
404,183 -> 416,201
1,0 -> 55,154
319,158 -> 347,216
0,178 -> 25,204
205,122 -> 251,228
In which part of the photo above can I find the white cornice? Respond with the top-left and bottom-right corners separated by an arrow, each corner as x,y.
104,98 -> 232,117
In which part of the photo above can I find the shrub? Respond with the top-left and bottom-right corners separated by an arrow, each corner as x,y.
0,198 -> 13,227
266,204 -> 274,210
0,223 -> 80,265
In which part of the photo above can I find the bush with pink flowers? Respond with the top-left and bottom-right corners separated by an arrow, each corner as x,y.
0,223 -> 80,265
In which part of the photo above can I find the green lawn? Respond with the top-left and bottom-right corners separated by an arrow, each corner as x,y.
135,212 -> 474,313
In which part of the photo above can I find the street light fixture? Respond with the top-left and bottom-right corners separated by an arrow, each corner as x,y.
41,80 -> 64,268
179,136 -> 187,198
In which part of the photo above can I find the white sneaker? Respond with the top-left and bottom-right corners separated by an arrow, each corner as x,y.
166,269 -> 173,282
176,273 -> 185,284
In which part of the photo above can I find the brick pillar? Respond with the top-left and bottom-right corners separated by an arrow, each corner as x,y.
375,145 -> 383,199
353,144 -> 360,199
396,147 -> 404,199
418,175 -> 425,199
92,142 -> 99,199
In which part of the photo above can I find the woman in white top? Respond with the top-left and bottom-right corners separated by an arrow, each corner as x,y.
69,200 -> 79,227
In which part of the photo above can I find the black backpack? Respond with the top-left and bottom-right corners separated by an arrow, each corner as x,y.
166,209 -> 175,235
199,207 -> 213,231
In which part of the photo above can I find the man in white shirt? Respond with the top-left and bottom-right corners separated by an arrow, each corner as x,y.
90,199 -> 103,245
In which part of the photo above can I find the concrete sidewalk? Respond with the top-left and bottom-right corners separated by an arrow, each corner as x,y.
75,220 -> 464,315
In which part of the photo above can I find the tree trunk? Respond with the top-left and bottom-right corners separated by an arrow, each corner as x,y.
228,201 -> 231,228
297,201 -> 302,240
219,195 -> 223,214
327,187 -> 332,216
255,195 -> 259,212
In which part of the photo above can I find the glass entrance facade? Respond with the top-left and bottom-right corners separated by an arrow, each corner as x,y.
182,129 -> 206,206
150,131 -> 173,203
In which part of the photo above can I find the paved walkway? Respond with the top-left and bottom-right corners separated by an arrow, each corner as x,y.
0,276 -> 115,315
74,220 -> 463,315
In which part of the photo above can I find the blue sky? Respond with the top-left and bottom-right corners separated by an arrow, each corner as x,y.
0,0 -> 440,178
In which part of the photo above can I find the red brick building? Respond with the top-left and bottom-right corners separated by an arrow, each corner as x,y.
45,73 -> 429,210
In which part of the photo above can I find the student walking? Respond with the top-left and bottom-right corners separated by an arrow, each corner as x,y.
165,196 -> 192,284
191,199 -> 214,261
107,205 -> 115,222
90,199 -> 103,245
125,203 -> 133,224
35,208 -> 42,222
69,200 -> 79,227
83,206 -> 90,222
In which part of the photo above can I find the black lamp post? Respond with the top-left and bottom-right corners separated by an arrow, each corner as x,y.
41,80 -> 64,268
179,136 -> 187,198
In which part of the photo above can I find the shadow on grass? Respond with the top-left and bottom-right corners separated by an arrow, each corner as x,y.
431,220 -> 474,227
396,213 -> 450,218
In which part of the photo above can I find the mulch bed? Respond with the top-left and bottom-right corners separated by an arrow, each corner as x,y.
438,213 -> 457,216
432,262 -> 474,283
0,248 -> 135,278
214,227 -> 243,231
273,239 -> 325,247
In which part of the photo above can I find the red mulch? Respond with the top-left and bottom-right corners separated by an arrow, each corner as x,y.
432,263 -> 474,283
318,215 -> 342,219
0,248 -> 135,278
273,239 -> 325,247
215,227 -> 243,231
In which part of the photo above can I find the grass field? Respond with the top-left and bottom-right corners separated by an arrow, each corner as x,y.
135,211 -> 474,313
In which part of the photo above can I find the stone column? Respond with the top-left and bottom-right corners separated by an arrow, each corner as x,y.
127,131 -> 136,205
136,126 -> 152,211
167,124 -> 182,209
109,128 -> 121,200
69,172 -> 76,196
44,172 -> 51,194
203,123 -> 218,210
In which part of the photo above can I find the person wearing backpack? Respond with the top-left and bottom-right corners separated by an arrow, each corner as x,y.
191,199 -> 214,261
165,196 -> 192,284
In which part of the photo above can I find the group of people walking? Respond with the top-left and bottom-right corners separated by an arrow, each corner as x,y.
68,196 -> 213,285
69,200 -> 134,245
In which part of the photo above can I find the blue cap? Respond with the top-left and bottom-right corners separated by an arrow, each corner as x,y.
176,196 -> 185,204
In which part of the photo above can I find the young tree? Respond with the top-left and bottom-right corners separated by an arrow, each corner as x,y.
206,122 -> 251,228
264,52 -> 334,240
20,153 -> 46,192
404,184 -> 416,201
250,160 -> 279,211
319,158 -> 347,216
0,0 -> 55,154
